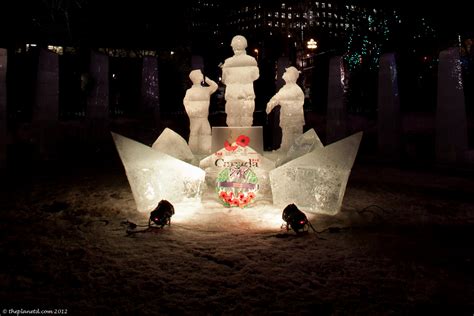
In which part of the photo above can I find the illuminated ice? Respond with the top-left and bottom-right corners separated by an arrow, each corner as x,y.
183,69 -> 218,154
200,144 -> 275,204
270,131 -> 363,215
266,66 -> 305,151
151,128 -> 196,165
221,35 -> 259,127
276,128 -> 324,167
111,132 -> 205,213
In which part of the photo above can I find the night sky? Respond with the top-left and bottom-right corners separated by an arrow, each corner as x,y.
0,0 -> 472,49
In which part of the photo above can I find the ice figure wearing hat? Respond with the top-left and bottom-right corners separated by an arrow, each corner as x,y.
266,66 -> 305,151
221,35 -> 260,127
183,69 -> 218,154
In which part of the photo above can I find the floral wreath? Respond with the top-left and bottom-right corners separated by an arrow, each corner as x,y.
216,134 -> 258,208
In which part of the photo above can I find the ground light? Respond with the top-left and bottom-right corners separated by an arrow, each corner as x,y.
149,200 -> 175,228
282,203 -> 316,234
124,200 -> 175,235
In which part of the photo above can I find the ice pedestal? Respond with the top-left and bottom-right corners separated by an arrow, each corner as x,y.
270,131 -> 362,215
111,132 -> 205,213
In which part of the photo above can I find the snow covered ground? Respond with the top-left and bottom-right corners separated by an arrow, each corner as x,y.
1,162 -> 473,315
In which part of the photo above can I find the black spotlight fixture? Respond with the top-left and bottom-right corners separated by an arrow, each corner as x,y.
149,200 -> 175,228
282,203 -> 313,234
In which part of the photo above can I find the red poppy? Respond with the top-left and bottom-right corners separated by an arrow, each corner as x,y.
235,135 -> 250,147
224,140 -> 238,151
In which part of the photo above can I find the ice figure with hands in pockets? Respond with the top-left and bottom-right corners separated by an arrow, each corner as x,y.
221,35 -> 260,127
266,66 -> 305,151
183,69 -> 218,154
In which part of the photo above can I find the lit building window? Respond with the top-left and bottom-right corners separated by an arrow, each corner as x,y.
317,12 -> 320,17
268,12 -> 271,17
288,13 -> 292,19
322,12 -> 325,17
321,3 -> 325,8
328,12 -> 332,18
281,3 -> 286,9
47,45 -> 63,55
282,22 -> 285,27
275,12 -> 279,17
328,22 -> 332,28
268,21 -> 272,26
328,3 -> 331,8
282,12 -> 286,18
315,2 -> 319,8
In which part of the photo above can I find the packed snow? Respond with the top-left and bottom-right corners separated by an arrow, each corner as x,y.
1,161 -> 473,315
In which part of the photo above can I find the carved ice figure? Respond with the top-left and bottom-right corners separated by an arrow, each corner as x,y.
111,132 -> 205,213
269,131 -> 362,215
183,69 -> 218,154
266,66 -> 305,151
221,35 -> 259,127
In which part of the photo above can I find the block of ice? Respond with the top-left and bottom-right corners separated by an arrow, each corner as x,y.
269,131 -> 362,215
112,132 -> 205,213
276,128 -> 324,167
151,128 -> 196,165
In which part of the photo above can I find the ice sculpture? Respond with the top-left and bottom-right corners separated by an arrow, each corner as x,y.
269,131 -> 363,215
111,132 -> 205,213
200,136 -> 275,207
275,128 -> 324,167
183,69 -> 218,154
152,128 -> 196,165
266,66 -> 305,151
221,35 -> 259,127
